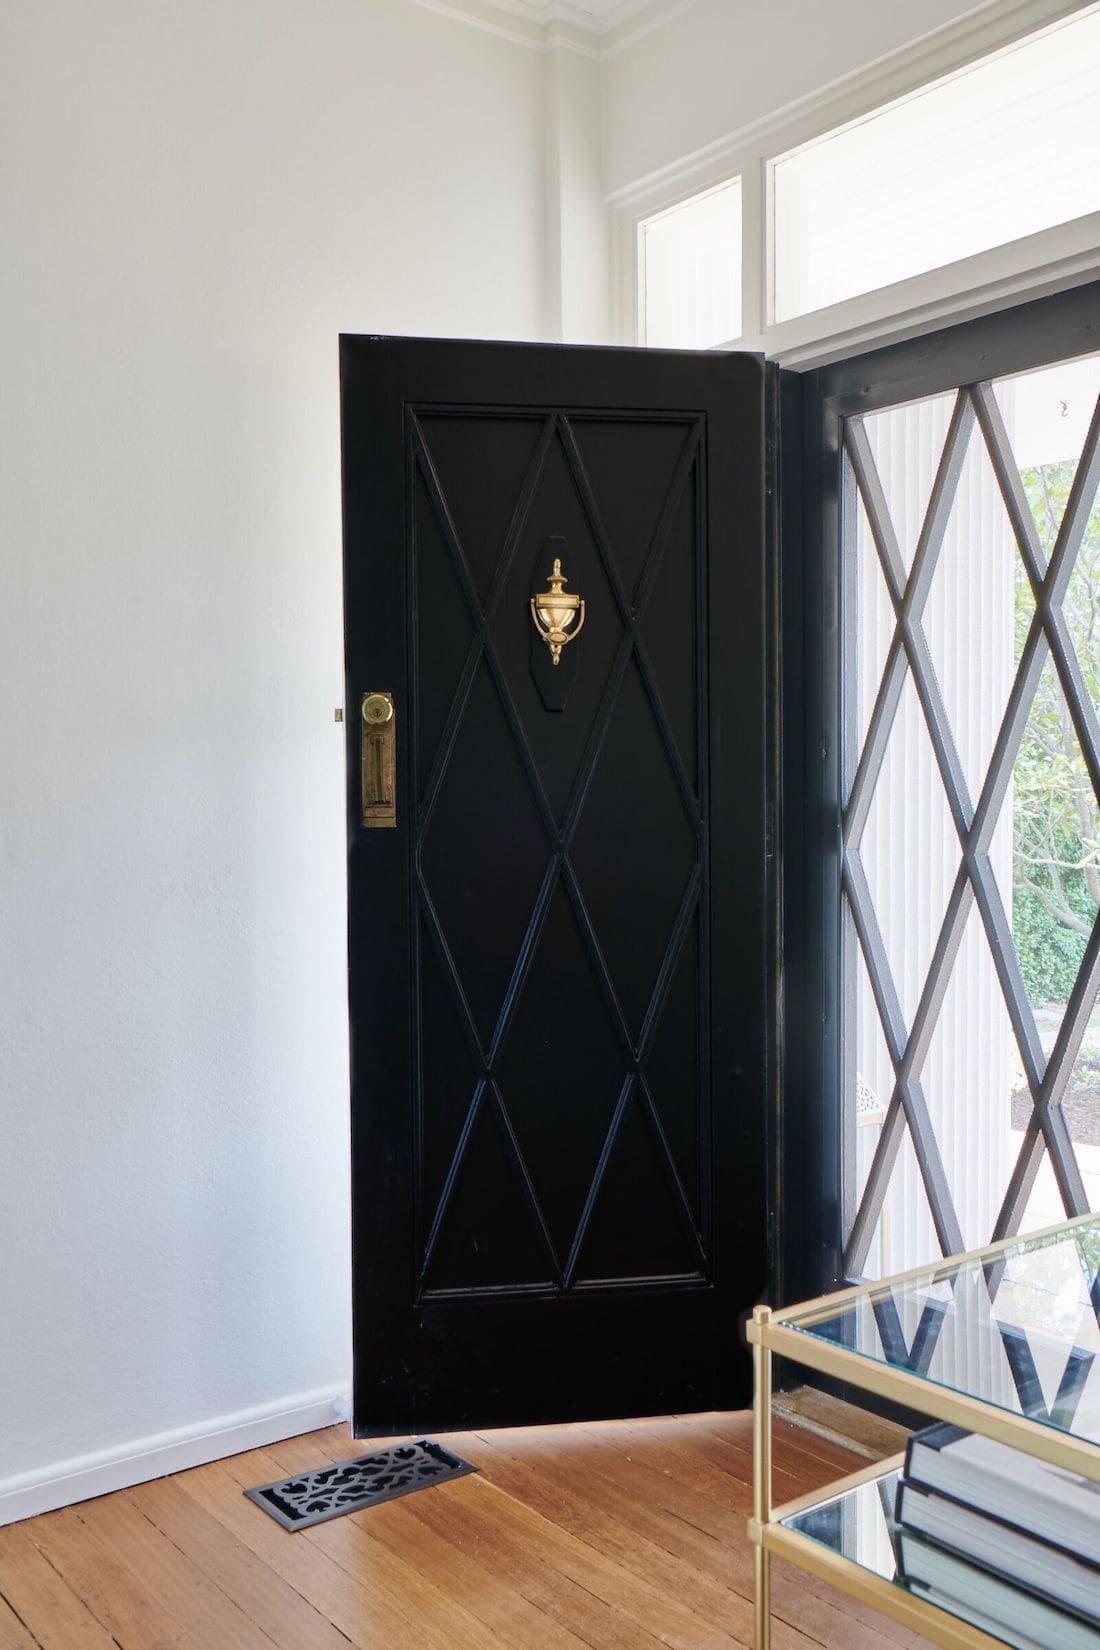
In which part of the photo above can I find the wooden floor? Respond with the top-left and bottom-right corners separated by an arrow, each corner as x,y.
0,1413 -> 929,1650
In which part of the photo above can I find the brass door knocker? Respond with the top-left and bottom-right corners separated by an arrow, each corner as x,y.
530,558 -> 585,666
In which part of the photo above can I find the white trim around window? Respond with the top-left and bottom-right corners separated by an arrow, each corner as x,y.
611,0 -> 1100,367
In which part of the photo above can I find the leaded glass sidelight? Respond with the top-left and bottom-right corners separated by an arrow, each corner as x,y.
842,353 -> 1100,1279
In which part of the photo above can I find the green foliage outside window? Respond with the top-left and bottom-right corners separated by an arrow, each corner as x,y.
1012,460 -> 1099,1005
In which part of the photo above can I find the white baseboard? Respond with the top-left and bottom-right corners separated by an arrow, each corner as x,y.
0,1383 -> 352,1528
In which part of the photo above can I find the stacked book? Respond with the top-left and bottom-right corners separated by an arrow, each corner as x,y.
894,1422 -> 1100,1649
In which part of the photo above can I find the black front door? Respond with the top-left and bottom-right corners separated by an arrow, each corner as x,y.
341,337 -> 769,1433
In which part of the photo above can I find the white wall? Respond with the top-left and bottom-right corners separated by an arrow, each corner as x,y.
601,0 -> 1017,197
0,0 -> 547,1516
3,0 -> 1077,1524
545,44 -> 610,343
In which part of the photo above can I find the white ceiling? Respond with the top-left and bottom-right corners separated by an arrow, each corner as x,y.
491,0 -> 653,23
410,0 -> 692,54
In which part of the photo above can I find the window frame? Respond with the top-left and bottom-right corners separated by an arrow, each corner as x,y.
791,278 -> 1100,1303
614,0 -> 1100,369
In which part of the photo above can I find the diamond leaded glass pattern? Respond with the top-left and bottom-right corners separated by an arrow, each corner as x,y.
843,361 -> 1100,1278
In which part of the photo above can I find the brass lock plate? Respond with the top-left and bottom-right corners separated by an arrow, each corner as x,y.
361,692 -> 396,828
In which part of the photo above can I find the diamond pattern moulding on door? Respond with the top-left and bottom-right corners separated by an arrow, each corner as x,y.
411,408 -> 708,1300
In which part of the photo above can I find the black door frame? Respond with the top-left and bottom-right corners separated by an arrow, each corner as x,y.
784,278 -> 1100,1311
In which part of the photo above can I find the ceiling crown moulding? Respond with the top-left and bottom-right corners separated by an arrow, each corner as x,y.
408,0 -> 695,58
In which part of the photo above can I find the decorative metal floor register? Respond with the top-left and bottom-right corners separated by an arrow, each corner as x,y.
245,1440 -> 478,1531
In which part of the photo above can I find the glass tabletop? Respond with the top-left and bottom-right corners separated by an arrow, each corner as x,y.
782,1217 -> 1100,1444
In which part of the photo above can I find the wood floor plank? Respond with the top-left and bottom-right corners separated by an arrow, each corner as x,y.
461,1430 -> 823,1650
246,1430 -> 349,1479
24,1505 -> 188,1650
365,1494 -> 623,1650
714,1411 -> 896,1502
129,1476 -> 359,1650
291,1423 -> 916,1650
602,1416 -> 860,1517
577,1416 -> 801,1507
468,1427 -> 913,1650
608,1416 -> 813,1501
450,1471 -> 742,1650
253,1442 -> 522,1650
305,1423 -> 762,1639
219,1448 -> 599,1650
2,1411 -> 935,1650
301,1488 -> 564,1650
459,1421 -> 927,1650
0,1527 -> 119,1650
702,1411 -> 889,1480
475,1425 -> 738,1566
70,1491 -> 277,1650
389,1476 -> 726,1650
495,1421 -> 744,1539
180,1453 -> 432,1650
283,1424 -> 759,1646
0,1594 -> 41,1650
468,1431 -> 749,1605
257,1428 -> 718,1650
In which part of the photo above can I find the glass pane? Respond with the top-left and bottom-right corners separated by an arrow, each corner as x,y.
993,354 -> 1100,557
991,653 -> 1094,1018
922,424 -> 1028,803
847,924 -> 894,1236
1053,1034 -> 1100,1228
787,1217 -> 1100,1443
1065,494 -> 1100,733
861,392 -> 955,576
980,644 -> 1100,1235
994,354 -> 1100,738
784,1471 -> 900,1584
920,904 -> 1016,1255
641,179 -> 741,350
1018,1134 -> 1075,1236
859,670 -> 959,1030
772,7 -> 1100,322
1013,1007 -> 1100,1238
846,466 -> 897,767
858,1114 -> 941,1282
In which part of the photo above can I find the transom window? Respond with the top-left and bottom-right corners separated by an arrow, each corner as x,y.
638,179 -> 742,350
630,3 -> 1100,361
771,6 -> 1100,324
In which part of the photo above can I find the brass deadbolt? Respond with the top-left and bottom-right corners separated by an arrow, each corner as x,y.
362,693 -> 394,726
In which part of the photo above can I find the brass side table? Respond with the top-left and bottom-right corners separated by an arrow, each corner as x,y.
747,1213 -> 1100,1650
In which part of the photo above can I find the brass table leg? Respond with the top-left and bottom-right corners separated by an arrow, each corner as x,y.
752,1306 -> 773,1650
